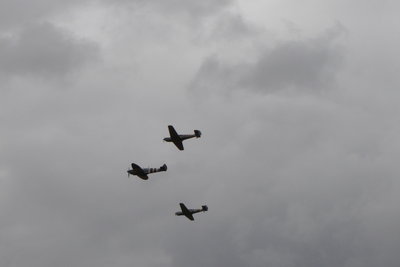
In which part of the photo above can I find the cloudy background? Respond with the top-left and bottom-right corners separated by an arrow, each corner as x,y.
1,0 -> 400,266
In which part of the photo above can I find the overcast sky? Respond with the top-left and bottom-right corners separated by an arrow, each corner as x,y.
1,0 -> 400,266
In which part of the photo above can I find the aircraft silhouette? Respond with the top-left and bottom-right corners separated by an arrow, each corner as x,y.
163,125 -> 201,150
175,203 -> 208,221
127,163 -> 167,180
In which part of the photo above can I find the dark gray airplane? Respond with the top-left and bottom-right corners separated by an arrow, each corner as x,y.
163,125 -> 201,150
127,163 -> 167,180
175,203 -> 208,221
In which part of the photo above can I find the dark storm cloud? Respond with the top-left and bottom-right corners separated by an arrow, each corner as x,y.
0,22 -> 99,77
1,0 -> 400,266
106,0 -> 232,18
208,13 -> 259,41
243,25 -> 345,92
157,94 -> 400,267
190,24 -> 345,95
0,0 -> 232,28
151,0 -> 232,15
0,0 -> 80,29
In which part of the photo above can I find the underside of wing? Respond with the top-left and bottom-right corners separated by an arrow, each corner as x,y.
168,125 -> 180,139
185,213 -> 194,221
168,125 -> 184,150
131,163 -> 146,177
173,140 -> 184,150
180,203 -> 194,221
137,174 -> 149,180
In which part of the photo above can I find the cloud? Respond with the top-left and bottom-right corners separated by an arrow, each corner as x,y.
1,1 -> 400,267
0,22 -> 99,78
0,0 -> 233,33
0,0 -> 81,29
153,90 -> 400,267
190,24 -> 345,96
105,0 -> 233,18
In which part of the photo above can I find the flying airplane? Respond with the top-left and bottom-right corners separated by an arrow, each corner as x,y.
175,203 -> 208,221
163,125 -> 201,150
127,163 -> 167,180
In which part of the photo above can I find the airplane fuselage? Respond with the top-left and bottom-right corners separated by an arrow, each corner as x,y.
127,164 -> 167,180
175,208 -> 203,216
164,134 -> 196,142
175,203 -> 208,220
164,126 -> 201,150
127,168 -> 158,176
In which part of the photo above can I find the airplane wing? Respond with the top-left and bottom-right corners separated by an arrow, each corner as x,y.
131,163 -> 148,179
168,125 -> 180,138
173,140 -> 184,150
131,163 -> 143,172
168,125 -> 184,150
180,203 -> 194,221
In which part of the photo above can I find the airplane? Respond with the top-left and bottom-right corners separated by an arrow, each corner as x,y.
127,163 -> 167,180
163,125 -> 201,150
175,203 -> 208,221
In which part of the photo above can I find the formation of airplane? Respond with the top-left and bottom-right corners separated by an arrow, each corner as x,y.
175,203 -> 208,221
128,125 -> 207,220
163,125 -> 201,150
127,163 -> 167,180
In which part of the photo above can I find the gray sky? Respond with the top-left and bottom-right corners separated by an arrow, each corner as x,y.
1,0 -> 400,266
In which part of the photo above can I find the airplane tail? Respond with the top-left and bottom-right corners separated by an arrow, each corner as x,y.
194,130 -> 201,138
202,205 -> 208,211
159,164 -> 167,172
